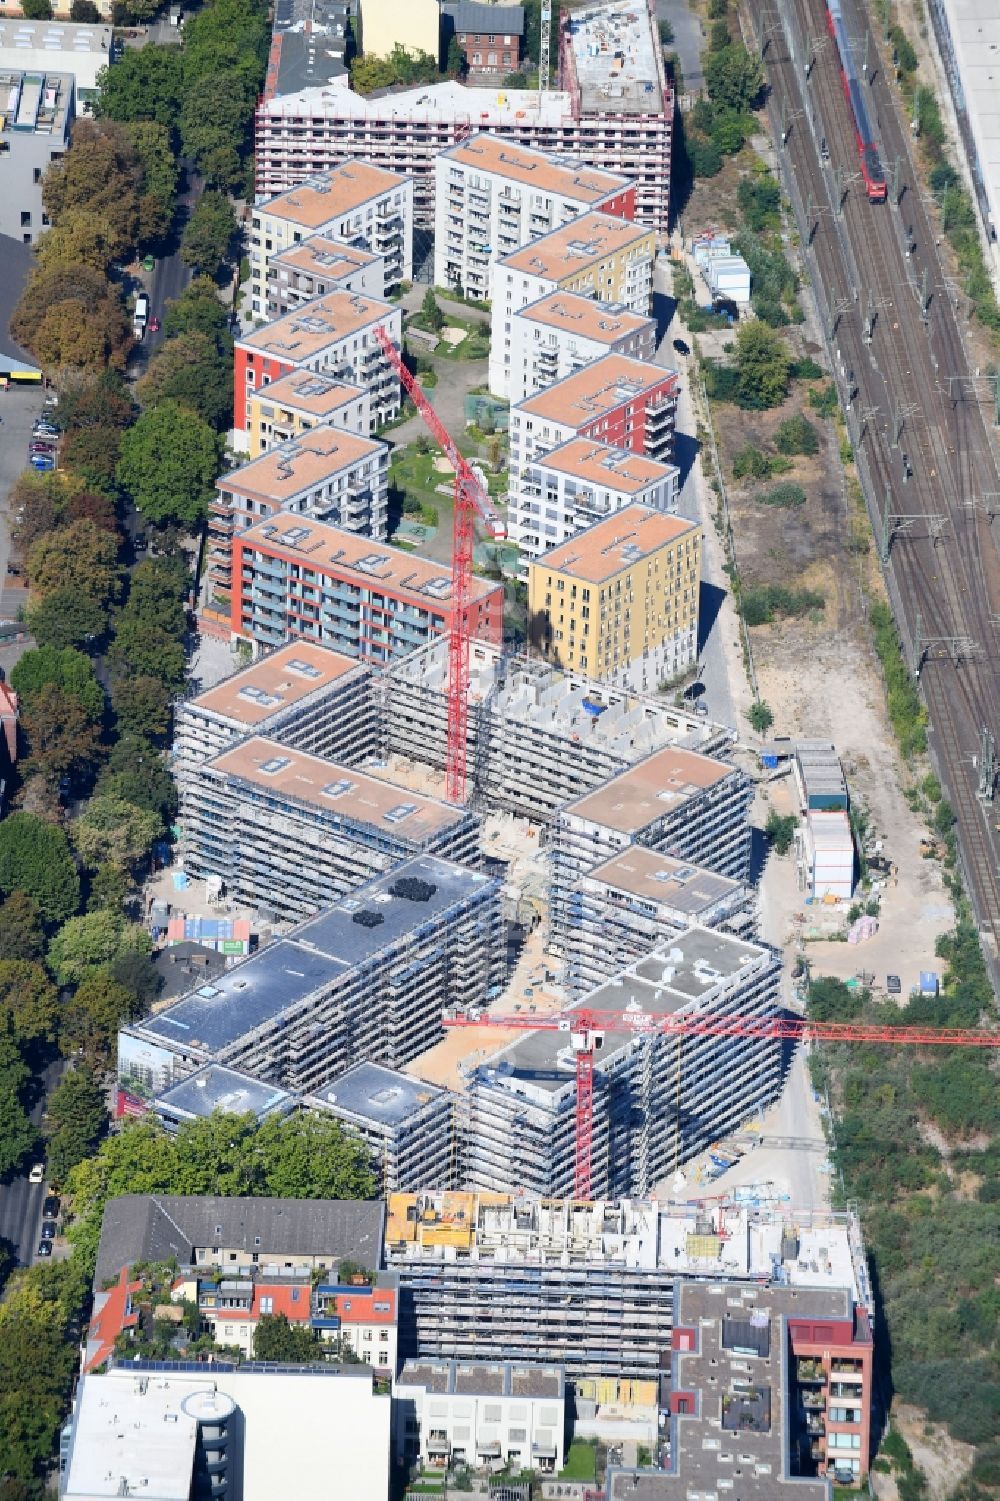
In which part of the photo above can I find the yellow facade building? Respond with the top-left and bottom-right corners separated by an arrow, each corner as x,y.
245,371 -> 371,458
527,502 -> 702,691
359,0 -> 440,61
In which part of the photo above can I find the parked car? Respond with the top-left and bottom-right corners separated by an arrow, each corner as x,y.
33,422 -> 60,436
43,1195 -> 60,1220
43,393 -> 59,408
41,1221 -> 56,1240
29,442 -> 56,454
30,455 -> 56,471
28,1163 -> 45,1184
886,974 -> 902,994
672,337 -> 690,356
148,315 -> 161,333
142,255 -> 155,271
36,1242 -> 52,1258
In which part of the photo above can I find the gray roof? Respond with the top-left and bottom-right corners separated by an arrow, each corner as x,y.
155,1065 -> 296,1124
320,1062 -> 445,1128
443,2 -> 525,35
94,1195 -> 385,1291
153,941 -> 229,1001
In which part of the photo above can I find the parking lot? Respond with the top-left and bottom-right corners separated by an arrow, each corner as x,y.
0,382 -> 49,587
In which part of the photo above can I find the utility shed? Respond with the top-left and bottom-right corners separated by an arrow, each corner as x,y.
803,810 -> 854,900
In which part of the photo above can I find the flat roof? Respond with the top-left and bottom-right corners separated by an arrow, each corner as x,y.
0,67 -> 71,133
586,848 -> 744,915
238,291 -> 395,360
563,744 -> 733,832
186,642 -> 363,727
564,0 -> 665,116
399,1359 -> 562,1398
239,514 -> 499,606
499,210 -> 653,281
259,74 -> 577,129
516,352 -> 674,427
0,18 -> 113,52
320,1061 -> 445,1126
517,290 -> 654,343
269,232 -> 381,282
250,370 -> 366,420
442,133 -> 628,203
219,424 -> 385,504
536,442 -> 675,495
207,736 -> 467,839
156,1065 -> 295,1122
137,857 -> 495,1056
257,160 -> 408,228
534,503 -> 695,582
937,0 -> 1000,250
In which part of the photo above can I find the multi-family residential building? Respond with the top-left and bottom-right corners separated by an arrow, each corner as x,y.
233,293 -> 402,434
180,737 -> 480,919
231,513 -> 504,661
512,443 -> 681,574
509,354 -> 678,492
316,1063 -> 455,1193
118,856 -> 504,1101
564,847 -> 753,996
62,1363 -> 390,1501
255,0 -> 672,232
0,20 -> 112,114
0,68 -> 71,243
551,744 -> 754,948
440,3 -> 525,78
526,503 -> 701,684
0,0 -> 111,16
463,933 -> 781,1199
246,371 -> 371,457
207,425 -> 389,610
385,636 -> 734,824
249,161 -> 412,313
433,134 -> 634,298
265,235 -> 386,315
312,1273 -> 400,1372
497,289 -> 656,403
394,1360 -> 565,1472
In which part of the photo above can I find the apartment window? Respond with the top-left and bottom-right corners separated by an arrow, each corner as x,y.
33,167 -> 42,184
20,211 -> 30,227
260,1296 -> 273,1314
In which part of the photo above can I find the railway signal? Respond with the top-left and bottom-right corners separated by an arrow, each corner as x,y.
443,1004 -> 1000,1198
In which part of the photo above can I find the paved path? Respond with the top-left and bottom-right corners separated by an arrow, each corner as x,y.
658,0 -> 704,94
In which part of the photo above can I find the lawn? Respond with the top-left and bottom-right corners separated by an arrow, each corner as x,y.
558,1440 -> 597,1482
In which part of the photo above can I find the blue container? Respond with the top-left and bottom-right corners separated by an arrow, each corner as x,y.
919,971 -> 939,995
762,754 -> 779,769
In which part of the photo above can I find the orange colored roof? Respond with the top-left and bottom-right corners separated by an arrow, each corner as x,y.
499,211 -> 653,282
335,1287 -> 397,1325
259,161 -> 408,229
443,134 -> 629,204
250,1282 -> 312,1322
85,1266 -> 141,1373
517,291 -> 653,344
533,503 -> 698,584
515,353 -> 673,426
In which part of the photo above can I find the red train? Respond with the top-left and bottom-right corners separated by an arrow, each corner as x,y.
825,0 -> 887,201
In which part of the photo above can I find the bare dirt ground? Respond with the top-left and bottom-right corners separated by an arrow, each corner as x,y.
891,1405 -> 976,1501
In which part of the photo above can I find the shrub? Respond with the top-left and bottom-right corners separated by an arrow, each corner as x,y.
758,481 -> 806,508
775,413 -> 819,455
732,445 -> 772,481
748,700 -> 774,733
808,382 -> 839,417
889,25 -> 917,76
737,174 -> 781,231
790,356 -> 824,380
689,137 -> 723,178
766,809 -> 797,853
743,585 -> 824,625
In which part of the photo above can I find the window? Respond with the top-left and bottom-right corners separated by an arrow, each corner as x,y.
260,1296 -> 273,1315
20,211 -> 31,227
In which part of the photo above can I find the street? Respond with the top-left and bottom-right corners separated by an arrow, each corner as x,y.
0,1057 -> 63,1273
127,158 -> 200,379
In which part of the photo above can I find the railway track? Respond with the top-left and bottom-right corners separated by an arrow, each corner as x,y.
752,0 -> 1000,977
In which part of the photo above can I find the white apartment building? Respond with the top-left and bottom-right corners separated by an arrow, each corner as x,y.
496,289 -> 656,403
250,160 -> 413,314
433,133 -> 634,300
266,235 -> 387,317
511,436 -> 679,571
394,1360 -> 566,1473
234,293 -> 402,435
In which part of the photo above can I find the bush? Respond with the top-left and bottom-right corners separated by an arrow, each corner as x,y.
775,413 -> 819,456
753,298 -> 790,327
732,445 -> 773,481
869,600 -> 927,758
737,174 -> 781,231
758,482 -> 806,508
748,700 -> 773,733
743,584 -> 824,625
766,809 -> 797,853
790,356 -> 824,380
689,137 -> 723,178
889,25 -> 917,76
808,382 -> 839,417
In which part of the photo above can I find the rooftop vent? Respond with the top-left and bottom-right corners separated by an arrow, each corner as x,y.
258,756 -> 291,774
286,657 -> 323,678
352,909 -> 384,927
390,877 -> 437,902
384,802 -> 418,824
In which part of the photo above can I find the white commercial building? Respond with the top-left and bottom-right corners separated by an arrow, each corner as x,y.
62,1363 -> 390,1501
0,18 -> 111,113
250,161 -> 413,314
433,133 -> 634,299
497,289 -> 656,403
394,1360 -> 566,1473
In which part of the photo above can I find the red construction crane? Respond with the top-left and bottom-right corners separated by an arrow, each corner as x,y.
375,326 -> 505,804
442,1004 -> 1000,1198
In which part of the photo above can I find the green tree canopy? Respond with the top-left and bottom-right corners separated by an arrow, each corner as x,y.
59,369 -> 136,433
48,912 -> 149,988
26,520 -> 120,610
11,646 -> 105,725
0,961 -> 60,1048
0,1276 -> 79,1480
163,277 -> 234,343
24,589 -> 107,654
179,72 -> 256,189
42,119 -> 142,263
71,795 -> 162,876
96,44 -> 184,130
61,968 -> 142,1071
111,675 -> 174,743
10,263 -> 132,371
704,43 -> 765,112
0,893 -> 47,962
60,425 -> 125,497
116,400 -> 220,528
20,682 -> 103,790
180,190 -> 237,278
137,330 -> 232,431
0,815 -> 80,926
124,121 -> 180,244
45,1068 -> 107,1186
0,1077 -> 39,1183
108,619 -> 186,691
733,319 -> 792,410
253,1313 -> 326,1364
97,738 -> 178,822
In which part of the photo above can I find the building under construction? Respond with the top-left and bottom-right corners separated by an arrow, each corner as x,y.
181,736 -> 479,921
462,930 -> 782,1199
382,638 -> 734,825
310,1062 -> 455,1192
118,856 -> 504,1101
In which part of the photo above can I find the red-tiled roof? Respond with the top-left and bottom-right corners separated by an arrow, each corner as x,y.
85,1266 -> 141,1373
250,1282 -> 312,1322
335,1287 -> 397,1325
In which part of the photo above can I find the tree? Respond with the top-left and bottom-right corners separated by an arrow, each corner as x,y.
27,520 -> 120,609
445,35 -> 467,78
163,276 -> 233,343
35,211 -> 117,276
42,120 -> 142,262
70,0 -> 101,19
127,554 -> 191,620
0,1079 -> 39,1182
0,962 -> 60,1048
61,968 -> 142,1067
67,490 -> 120,536
180,191 -> 237,278
72,796 -> 162,875
49,912 -> 150,988
58,369 -> 135,433
421,288 -> 444,332
11,263 -> 132,370
0,1275 -> 79,1481
9,470 -> 68,553
179,72 -> 256,189
689,137 -> 724,178
25,589 -> 108,654
44,1069 -> 107,1186
733,319 -> 792,410
747,699 -> 774,733
107,619 -> 186,691
21,684 -> 102,790
704,43 -> 765,113
60,425 -> 125,496
0,815 -> 80,926
137,331 -> 232,431
253,1112 -> 376,1200
110,948 -> 162,1006
253,1313 -> 325,1364
95,44 -> 184,130
111,675 -> 173,742
116,400 -> 219,529
765,809 -> 797,855
0,893 -> 47,962
97,739 -> 178,822
11,646 -> 105,725
125,121 -> 179,244
19,0 -> 52,15
775,412 -> 820,456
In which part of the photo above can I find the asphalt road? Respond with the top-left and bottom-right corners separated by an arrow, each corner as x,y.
659,0 -> 703,94
0,1057 -> 63,1272
128,159 -> 200,378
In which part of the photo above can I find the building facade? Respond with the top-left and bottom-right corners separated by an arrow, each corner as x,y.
231,513 -> 503,662
526,503 -> 701,684
358,0 -> 439,61
315,1062 -> 455,1194
233,293 -> 402,434
0,68 -> 70,243
497,290 -> 656,404
433,134 -> 634,299
246,371 -> 371,457
250,161 -> 412,313
207,425 -> 389,610
441,2 -> 524,78
394,1360 -> 565,1472
265,235 -> 386,316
